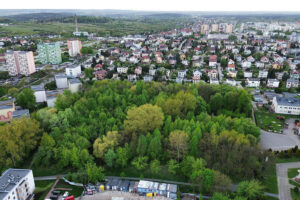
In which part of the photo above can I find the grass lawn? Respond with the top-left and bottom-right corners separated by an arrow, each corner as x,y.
54,179 -> 83,197
255,109 -> 284,132
32,166 -> 70,177
263,164 -> 278,194
288,168 -> 300,179
276,157 -> 300,163
34,180 -> 55,200
291,188 -> 300,200
255,108 -> 299,132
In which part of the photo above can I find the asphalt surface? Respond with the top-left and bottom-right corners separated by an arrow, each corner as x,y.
276,162 -> 300,200
260,119 -> 300,151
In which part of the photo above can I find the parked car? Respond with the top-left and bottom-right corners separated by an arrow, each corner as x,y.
63,192 -> 69,198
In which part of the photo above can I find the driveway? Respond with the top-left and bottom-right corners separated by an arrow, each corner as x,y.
277,162 -> 300,200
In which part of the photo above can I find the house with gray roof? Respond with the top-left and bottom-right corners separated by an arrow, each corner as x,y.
272,96 -> 300,115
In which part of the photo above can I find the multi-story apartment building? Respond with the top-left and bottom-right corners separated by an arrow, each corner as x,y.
0,168 -> 35,200
211,24 -> 219,32
37,42 -> 62,64
67,39 -> 82,57
225,24 -> 234,33
5,51 -> 36,76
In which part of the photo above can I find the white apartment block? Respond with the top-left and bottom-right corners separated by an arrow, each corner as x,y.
67,40 -> 82,57
5,51 -> 36,76
0,169 -> 35,200
55,74 -> 68,89
68,79 -> 82,93
272,96 -> 300,115
65,65 -> 81,77
31,84 -> 47,103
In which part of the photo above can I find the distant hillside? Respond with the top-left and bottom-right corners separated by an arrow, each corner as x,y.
0,17 -> 14,23
145,13 -> 189,18
6,12 -> 73,22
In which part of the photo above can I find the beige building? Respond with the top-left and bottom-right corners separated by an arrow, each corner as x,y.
211,24 -> 219,32
0,99 -> 15,122
225,24 -> 234,33
201,24 -> 210,34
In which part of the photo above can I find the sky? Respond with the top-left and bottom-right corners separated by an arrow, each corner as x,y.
1,0 -> 300,12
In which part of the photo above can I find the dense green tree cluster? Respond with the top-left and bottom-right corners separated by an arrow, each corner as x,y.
0,118 -> 42,170
29,80 -> 271,193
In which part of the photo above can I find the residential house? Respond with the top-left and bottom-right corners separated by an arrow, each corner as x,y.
149,68 -> 156,76
258,70 -> 268,78
275,72 -> 285,80
290,70 -> 300,79
241,60 -> 251,69
142,56 -> 150,64
129,56 -> 139,64
210,78 -> 219,84
94,70 -> 107,80
192,70 -> 202,84
255,62 -> 264,68
244,71 -> 253,78
135,67 -> 142,75
156,56 -> 163,63
260,56 -> 269,63
246,78 -> 260,87
286,79 -> 299,88
143,75 -> 153,82
178,70 -> 186,78
209,55 -> 217,67
117,67 -> 128,74
208,70 -> 218,79
227,71 -> 237,78
267,79 -> 280,88
128,74 -> 137,82
225,79 -> 237,86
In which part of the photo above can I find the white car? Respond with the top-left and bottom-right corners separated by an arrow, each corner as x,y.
63,192 -> 69,198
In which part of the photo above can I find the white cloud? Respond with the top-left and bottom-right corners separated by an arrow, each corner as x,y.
1,0 -> 300,11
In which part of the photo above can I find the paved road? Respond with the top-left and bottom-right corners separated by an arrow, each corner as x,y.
277,162 -> 300,200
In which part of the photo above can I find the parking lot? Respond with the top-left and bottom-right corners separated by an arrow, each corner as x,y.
260,118 -> 300,151
80,191 -> 172,200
